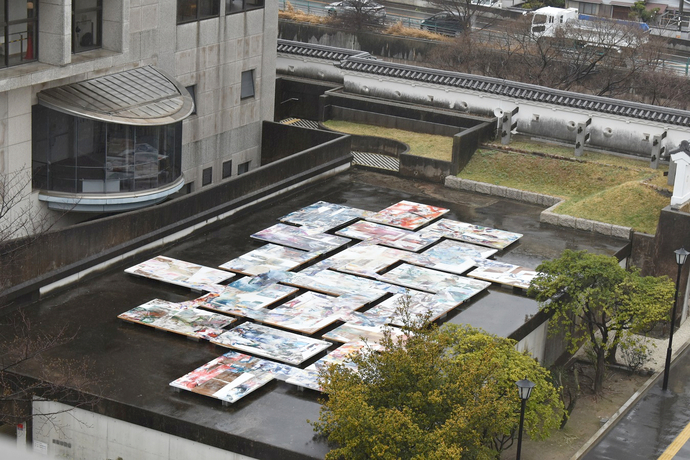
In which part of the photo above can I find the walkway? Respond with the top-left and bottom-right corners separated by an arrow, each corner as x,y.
580,319 -> 690,459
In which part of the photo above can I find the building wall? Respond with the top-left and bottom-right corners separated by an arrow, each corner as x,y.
0,0 -> 277,234
31,401 -> 258,460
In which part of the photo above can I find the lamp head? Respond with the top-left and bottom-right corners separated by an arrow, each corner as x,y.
675,247 -> 690,266
516,378 -> 536,401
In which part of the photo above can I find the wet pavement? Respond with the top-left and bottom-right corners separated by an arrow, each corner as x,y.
583,343 -> 690,460
4,170 -> 628,460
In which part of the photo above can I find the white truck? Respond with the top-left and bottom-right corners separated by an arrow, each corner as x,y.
530,7 -> 650,50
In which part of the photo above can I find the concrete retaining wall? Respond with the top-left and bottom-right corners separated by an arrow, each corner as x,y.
445,176 -> 634,239
0,122 -> 352,306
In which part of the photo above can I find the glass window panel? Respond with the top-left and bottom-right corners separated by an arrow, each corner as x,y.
178,0 -> 198,23
222,160 -> 232,178
226,0 -> 243,14
245,0 -> 263,9
240,70 -> 255,99
199,0 -> 219,19
7,21 -> 33,66
73,10 -> 102,53
202,167 -> 212,185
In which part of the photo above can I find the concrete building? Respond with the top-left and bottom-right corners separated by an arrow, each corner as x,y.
1,0 -> 276,233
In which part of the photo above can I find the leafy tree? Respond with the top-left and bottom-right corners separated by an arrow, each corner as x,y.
312,322 -> 564,459
528,250 -> 674,393
630,1 -> 659,23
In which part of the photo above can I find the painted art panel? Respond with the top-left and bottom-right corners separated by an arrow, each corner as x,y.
251,223 -> 351,254
287,342 -> 384,391
286,269 -> 403,299
124,255 -> 234,291
279,201 -> 375,231
421,219 -> 522,250
468,260 -> 540,289
326,242 -> 409,277
170,352 -> 277,404
403,243 -> 476,275
226,271 -> 292,292
118,299 -> 235,340
364,291 -> 462,326
219,244 -> 317,275
367,200 -> 449,230
211,322 -> 331,365
251,292 -> 359,334
418,239 -> 497,262
336,221 -> 439,251
322,323 -> 406,345
186,283 -> 298,317
378,263 -> 481,294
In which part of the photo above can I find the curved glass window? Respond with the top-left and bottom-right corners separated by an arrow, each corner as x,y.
32,105 -> 182,194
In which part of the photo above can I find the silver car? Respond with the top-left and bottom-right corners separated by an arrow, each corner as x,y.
325,0 -> 387,24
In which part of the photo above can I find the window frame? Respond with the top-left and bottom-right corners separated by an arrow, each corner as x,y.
222,160 -> 232,179
72,0 -> 102,54
0,1 -> 38,69
226,0 -> 265,15
202,166 -> 213,186
240,69 -> 255,100
177,0 -> 221,25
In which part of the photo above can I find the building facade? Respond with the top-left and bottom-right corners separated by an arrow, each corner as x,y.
1,0 -> 276,230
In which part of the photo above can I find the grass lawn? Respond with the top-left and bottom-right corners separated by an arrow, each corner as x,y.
462,145 -> 670,234
322,120 -> 454,161
320,119 -> 670,235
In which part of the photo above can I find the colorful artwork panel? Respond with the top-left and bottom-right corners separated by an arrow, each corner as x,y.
367,200 -> 449,230
418,240 -> 497,262
336,221 -> 439,251
118,298 -> 178,325
227,271 -> 292,292
326,242 -> 409,277
118,299 -> 235,340
287,342 -> 384,391
421,219 -> 522,250
403,243 -> 476,275
322,323 -> 406,345
251,223 -> 350,254
251,292 -> 359,335
170,352 -> 277,404
364,291 -> 462,326
279,201 -> 375,231
378,264 -> 491,295
211,322 -> 331,365
468,260 -> 539,289
286,269 -> 403,299
219,244 -> 317,275
124,255 -> 235,291
188,283 -> 298,318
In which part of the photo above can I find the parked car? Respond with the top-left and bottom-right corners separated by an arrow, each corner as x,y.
325,0 -> 387,24
420,12 -> 465,36
471,0 -> 502,7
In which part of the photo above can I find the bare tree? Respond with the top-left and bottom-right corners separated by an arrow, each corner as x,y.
326,0 -> 386,31
428,0 -> 483,33
0,310 -> 102,427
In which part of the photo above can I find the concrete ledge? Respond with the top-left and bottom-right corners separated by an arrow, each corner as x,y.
445,177 -> 633,240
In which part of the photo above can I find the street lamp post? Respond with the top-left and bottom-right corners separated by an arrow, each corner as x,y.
662,247 -> 689,391
515,378 -> 536,460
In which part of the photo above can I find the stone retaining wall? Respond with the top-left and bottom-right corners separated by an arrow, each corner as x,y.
444,176 -> 633,240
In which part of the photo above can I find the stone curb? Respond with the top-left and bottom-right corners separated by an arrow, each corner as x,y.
444,176 -> 633,240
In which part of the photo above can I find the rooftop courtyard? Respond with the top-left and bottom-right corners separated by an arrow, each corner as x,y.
4,169 -> 628,460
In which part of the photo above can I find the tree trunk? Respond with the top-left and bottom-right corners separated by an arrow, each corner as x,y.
594,348 -> 607,394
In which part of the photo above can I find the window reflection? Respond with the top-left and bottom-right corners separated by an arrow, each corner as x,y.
32,106 -> 183,195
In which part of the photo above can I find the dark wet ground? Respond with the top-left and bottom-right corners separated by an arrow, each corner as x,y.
3,170 -> 627,459
584,344 -> 690,460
